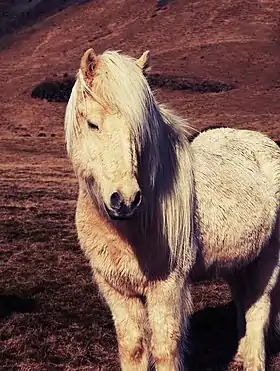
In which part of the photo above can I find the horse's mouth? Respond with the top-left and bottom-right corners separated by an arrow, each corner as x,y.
104,205 -> 135,221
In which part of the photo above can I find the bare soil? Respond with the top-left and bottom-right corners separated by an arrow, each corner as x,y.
1,0 -> 280,370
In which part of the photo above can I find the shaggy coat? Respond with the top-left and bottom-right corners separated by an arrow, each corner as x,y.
65,48 -> 280,371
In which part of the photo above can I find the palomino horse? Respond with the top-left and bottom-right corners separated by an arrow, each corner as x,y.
65,48 -> 280,371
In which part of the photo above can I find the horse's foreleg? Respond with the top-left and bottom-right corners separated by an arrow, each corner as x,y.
146,275 -> 191,371
94,272 -> 150,371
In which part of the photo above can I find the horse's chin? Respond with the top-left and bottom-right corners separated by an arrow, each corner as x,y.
104,205 -> 135,221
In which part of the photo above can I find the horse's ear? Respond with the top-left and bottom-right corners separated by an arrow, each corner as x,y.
80,48 -> 98,80
136,50 -> 151,71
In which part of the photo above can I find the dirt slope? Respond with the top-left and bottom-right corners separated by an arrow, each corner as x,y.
1,0 -> 280,370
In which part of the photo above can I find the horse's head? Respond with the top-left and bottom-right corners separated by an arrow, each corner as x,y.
65,49 -> 152,220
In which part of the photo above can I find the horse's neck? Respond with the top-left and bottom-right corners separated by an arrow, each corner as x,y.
79,188 -> 171,279
117,212 -> 171,279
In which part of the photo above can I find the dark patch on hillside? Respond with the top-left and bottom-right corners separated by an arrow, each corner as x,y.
31,74 -> 234,103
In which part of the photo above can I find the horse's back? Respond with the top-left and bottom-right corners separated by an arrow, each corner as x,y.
191,128 -> 280,271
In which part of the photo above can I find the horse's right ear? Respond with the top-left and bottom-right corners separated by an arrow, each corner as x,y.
80,48 -> 98,80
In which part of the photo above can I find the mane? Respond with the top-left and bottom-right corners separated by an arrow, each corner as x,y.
145,105 -> 197,271
65,50 -> 197,272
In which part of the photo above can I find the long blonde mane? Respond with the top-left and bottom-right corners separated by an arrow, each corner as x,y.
65,50 -> 197,271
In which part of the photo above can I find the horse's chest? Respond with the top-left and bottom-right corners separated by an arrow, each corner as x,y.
76,195 -> 171,296
92,243 -> 148,296
76,217 -> 148,296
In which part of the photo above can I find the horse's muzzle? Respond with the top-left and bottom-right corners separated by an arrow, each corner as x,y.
105,190 -> 142,220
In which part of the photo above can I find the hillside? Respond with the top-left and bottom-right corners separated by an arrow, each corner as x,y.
1,0 -> 280,370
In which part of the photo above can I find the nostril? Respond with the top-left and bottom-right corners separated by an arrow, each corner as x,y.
132,190 -> 142,208
110,192 -> 122,210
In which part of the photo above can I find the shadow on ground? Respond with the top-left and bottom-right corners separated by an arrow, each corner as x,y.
186,300 -> 280,371
0,294 -> 37,318
187,302 -> 238,371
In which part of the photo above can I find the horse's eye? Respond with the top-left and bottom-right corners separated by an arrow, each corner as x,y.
87,120 -> 99,130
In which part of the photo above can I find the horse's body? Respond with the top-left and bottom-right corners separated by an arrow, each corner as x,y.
193,128 -> 280,272
65,49 -> 280,371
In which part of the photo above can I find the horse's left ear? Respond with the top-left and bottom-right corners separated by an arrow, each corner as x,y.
80,48 -> 98,80
136,50 -> 151,71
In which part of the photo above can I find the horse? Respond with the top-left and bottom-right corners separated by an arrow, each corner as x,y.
64,48 -> 280,371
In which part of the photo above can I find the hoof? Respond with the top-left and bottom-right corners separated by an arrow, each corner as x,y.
234,342 -> 265,371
